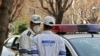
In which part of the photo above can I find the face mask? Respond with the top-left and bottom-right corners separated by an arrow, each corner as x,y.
33,25 -> 40,33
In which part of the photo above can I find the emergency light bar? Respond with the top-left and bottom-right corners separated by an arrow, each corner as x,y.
52,24 -> 100,33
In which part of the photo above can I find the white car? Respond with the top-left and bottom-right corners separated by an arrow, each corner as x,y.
63,34 -> 100,56
52,24 -> 100,56
1,35 -> 20,56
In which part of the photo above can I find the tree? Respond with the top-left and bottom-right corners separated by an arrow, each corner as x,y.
10,0 -> 24,22
0,0 -> 24,55
39,0 -> 73,24
71,0 -> 100,24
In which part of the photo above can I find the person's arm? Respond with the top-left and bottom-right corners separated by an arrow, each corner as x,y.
59,38 -> 66,56
19,33 -> 28,55
29,36 -> 39,56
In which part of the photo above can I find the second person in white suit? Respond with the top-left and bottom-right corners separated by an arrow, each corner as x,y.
30,16 -> 66,56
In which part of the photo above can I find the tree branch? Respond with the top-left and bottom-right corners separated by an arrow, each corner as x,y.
64,0 -> 73,12
56,0 -> 61,11
62,0 -> 68,9
12,2 -> 24,22
39,0 -> 54,15
10,0 -> 24,22
48,0 -> 56,15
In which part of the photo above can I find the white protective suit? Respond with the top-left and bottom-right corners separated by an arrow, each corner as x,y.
19,28 -> 35,56
30,30 -> 66,56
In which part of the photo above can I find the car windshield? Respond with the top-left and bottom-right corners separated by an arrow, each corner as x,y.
69,37 -> 100,56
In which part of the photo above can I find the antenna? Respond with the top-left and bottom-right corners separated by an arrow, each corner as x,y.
34,9 -> 35,14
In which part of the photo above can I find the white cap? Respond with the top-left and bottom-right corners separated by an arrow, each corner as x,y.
44,16 -> 55,26
30,15 -> 41,23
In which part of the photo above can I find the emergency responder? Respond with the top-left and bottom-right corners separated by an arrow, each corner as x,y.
19,14 -> 42,56
30,16 -> 66,56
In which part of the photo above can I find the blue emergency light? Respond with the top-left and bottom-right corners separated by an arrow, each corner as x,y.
88,25 -> 100,32
52,24 -> 100,33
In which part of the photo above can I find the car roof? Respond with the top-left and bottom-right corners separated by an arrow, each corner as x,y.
63,34 -> 100,39
11,35 -> 20,38
52,24 -> 100,39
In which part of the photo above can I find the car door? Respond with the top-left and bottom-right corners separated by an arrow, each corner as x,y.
2,36 -> 19,56
4,37 -> 16,48
1,37 -> 16,56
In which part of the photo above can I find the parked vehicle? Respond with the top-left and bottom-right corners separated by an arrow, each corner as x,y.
1,35 -> 20,56
1,24 -> 100,56
52,24 -> 100,56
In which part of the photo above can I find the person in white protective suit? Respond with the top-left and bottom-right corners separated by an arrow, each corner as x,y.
30,16 -> 66,56
19,14 -> 42,56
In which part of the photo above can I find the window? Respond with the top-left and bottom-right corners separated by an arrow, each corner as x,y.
65,45 -> 72,56
70,38 -> 100,56
5,37 -> 15,48
12,37 -> 19,48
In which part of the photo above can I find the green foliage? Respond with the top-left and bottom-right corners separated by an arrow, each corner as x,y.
13,20 -> 27,35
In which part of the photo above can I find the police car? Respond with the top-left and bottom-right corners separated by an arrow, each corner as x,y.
52,24 -> 100,56
1,24 -> 100,56
1,35 -> 20,56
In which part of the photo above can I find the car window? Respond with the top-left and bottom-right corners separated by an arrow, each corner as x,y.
69,38 -> 100,56
12,37 -> 19,48
15,37 -> 19,44
65,45 -> 72,56
4,37 -> 15,48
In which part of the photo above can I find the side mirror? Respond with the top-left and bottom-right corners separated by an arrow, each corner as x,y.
11,43 -> 19,50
